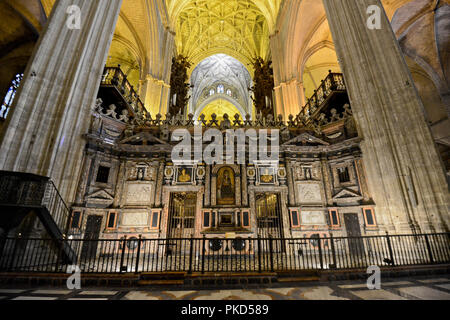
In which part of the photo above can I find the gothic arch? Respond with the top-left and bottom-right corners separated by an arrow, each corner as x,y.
299,40 -> 337,77
193,94 -> 246,121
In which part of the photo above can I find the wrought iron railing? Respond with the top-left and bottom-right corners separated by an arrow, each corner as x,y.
0,171 -> 73,236
101,66 -> 146,114
0,233 -> 448,274
299,71 -> 346,119
41,180 -> 73,236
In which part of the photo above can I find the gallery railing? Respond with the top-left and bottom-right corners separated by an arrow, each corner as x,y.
298,71 -> 346,119
0,233 -> 449,274
101,65 -> 146,114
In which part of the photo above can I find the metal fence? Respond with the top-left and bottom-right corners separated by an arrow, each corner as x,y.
0,233 -> 449,274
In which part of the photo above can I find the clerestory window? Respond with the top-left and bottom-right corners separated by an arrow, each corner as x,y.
1,73 -> 23,120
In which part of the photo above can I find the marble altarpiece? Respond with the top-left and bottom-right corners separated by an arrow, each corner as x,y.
70,96 -> 377,249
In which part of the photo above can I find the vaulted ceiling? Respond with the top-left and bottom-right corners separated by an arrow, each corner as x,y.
190,54 -> 252,117
170,0 -> 276,71
5,0 -> 445,121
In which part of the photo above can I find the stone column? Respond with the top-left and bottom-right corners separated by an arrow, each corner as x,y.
154,160 -> 165,208
286,160 -> 296,206
0,0 -> 123,204
140,27 -> 175,117
323,0 -> 449,233
205,165 -> 211,206
74,152 -> 93,205
241,164 -> 248,207
298,82 -> 306,107
113,160 -> 126,208
273,80 -> 304,120
320,157 -> 334,206
354,156 -> 371,203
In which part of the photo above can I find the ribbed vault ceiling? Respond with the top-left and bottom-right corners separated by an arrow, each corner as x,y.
172,0 -> 271,70
190,54 -> 251,113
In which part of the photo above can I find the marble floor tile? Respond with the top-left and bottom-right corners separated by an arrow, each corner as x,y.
68,298 -> 109,300
163,290 -> 197,299
0,289 -> 25,294
435,284 -> 450,291
122,292 -> 162,300
193,290 -> 273,300
12,296 -> 58,300
417,278 -> 450,284
382,281 -> 412,286
299,286 -> 349,300
33,290 -> 73,295
397,286 -> 450,300
350,289 -> 405,300
79,290 -> 117,295
339,283 -> 367,289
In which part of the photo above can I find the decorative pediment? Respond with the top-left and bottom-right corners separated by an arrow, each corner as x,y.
119,132 -> 169,146
86,189 -> 114,201
282,132 -> 329,146
332,188 -> 362,201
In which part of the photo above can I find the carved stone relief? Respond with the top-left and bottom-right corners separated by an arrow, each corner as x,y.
297,182 -> 323,204
125,183 -> 152,205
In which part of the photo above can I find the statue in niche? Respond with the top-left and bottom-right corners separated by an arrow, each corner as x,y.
217,167 -> 235,205
137,167 -> 146,180
303,168 -> 311,180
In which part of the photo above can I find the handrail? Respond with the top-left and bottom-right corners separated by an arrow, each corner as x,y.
101,65 -> 146,115
41,180 -> 72,236
0,171 -> 73,237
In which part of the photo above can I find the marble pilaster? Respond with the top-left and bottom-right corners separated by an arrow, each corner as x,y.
286,160 -> 296,206
320,157 -> 334,206
154,161 -> 165,208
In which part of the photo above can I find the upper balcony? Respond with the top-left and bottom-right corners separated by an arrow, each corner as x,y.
299,71 -> 349,122
99,65 -> 147,117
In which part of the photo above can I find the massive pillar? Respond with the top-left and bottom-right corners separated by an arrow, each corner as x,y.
322,0 -> 449,233
270,31 -> 305,119
273,80 -> 305,119
140,24 -> 175,117
0,0 -> 123,203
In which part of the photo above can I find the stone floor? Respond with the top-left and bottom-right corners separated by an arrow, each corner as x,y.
0,275 -> 449,300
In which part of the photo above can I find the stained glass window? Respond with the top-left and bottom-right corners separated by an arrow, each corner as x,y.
217,84 -> 224,94
1,73 -> 23,120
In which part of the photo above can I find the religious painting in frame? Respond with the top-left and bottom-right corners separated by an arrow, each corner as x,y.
258,166 -> 276,184
176,167 -> 194,184
216,166 -> 236,205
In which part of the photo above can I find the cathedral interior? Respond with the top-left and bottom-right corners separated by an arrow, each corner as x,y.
0,0 -> 449,275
